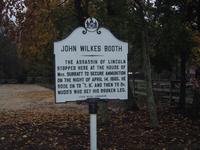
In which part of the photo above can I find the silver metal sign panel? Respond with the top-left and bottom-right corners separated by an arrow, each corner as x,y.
54,18 -> 128,102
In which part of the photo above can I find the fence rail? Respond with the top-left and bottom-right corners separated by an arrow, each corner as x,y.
133,79 -> 193,104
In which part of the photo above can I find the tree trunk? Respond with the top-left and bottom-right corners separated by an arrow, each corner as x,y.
125,82 -> 139,111
192,88 -> 200,119
142,30 -> 159,128
136,1 -> 158,127
178,51 -> 186,112
125,51 -> 139,111
198,0 -> 200,32
98,101 -> 110,125
191,68 -> 200,119
74,0 -> 86,25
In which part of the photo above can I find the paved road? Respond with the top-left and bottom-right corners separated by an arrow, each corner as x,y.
0,84 -> 86,113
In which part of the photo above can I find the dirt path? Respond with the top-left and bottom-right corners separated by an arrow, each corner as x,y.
0,84 -> 87,113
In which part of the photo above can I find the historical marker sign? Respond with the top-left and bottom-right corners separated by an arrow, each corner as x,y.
54,18 -> 128,102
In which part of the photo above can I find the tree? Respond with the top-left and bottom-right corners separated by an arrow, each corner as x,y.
0,0 -> 26,82
191,33 -> 200,118
127,0 -> 159,127
154,0 -> 195,112
15,0 -> 77,79
0,31 -> 20,81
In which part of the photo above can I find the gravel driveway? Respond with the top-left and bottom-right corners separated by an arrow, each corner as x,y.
0,84 -> 87,113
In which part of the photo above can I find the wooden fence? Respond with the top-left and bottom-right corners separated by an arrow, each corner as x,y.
132,79 -> 193,104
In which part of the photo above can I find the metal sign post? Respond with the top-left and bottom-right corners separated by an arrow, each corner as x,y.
87,98 -> 98,150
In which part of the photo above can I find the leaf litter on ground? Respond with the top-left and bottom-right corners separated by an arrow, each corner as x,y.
0,106 -> 200,150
